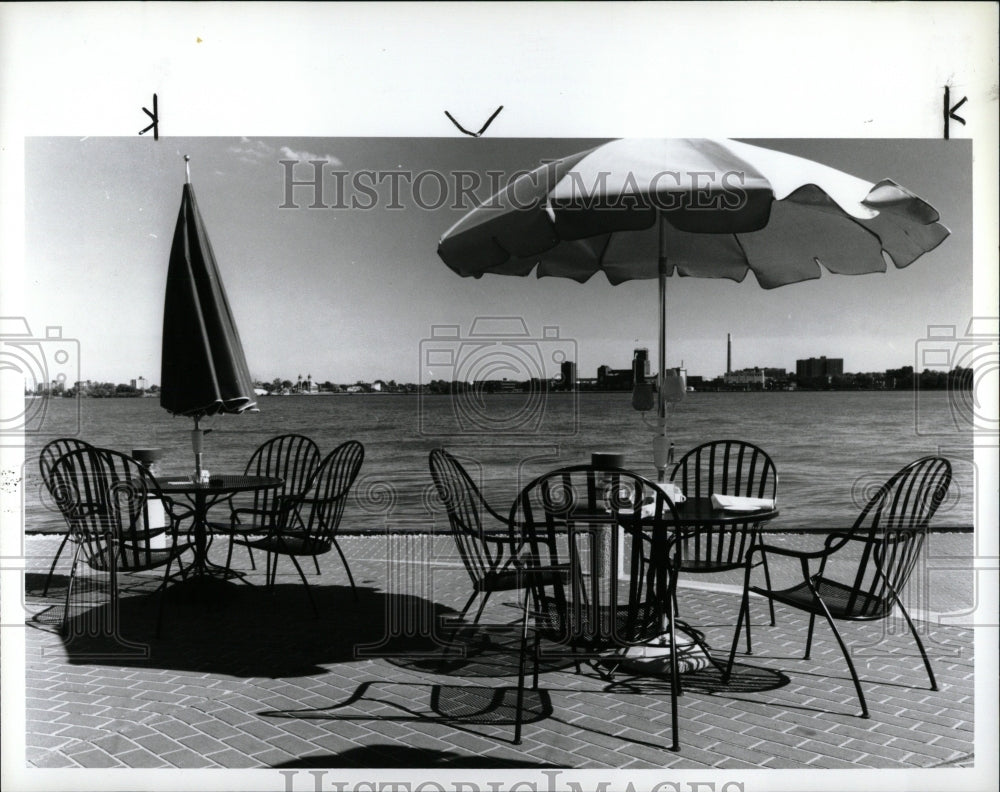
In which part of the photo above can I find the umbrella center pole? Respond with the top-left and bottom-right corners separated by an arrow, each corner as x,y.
655,216 -> 670,482
192,416 -> 204,481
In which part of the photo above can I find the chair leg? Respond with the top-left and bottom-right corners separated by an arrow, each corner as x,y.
725,598 -> 749,683
725,563 -> 756,681
313,555 -> 321,574
439,591 -> 480,652
531,628 -> 542,690
667,589 -> 680,751
266,552 -> 277,590
893,590 -> 938,691
758,549 -> 776,626
247,545 -> 256,570
225,536 -> 236,575
457,591 -> 478,622
331,538 -> 358,602
288,554 -> 318,617
743,596 -> 753,655
155,556 -> 173,638
43,534 -> 72,596
61,543 -> 83,637
513,589 -> 531,746
471,589 -> 493,625
804,613 -> 817,660
812,598 -> 869,718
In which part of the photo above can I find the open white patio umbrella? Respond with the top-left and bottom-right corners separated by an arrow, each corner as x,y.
437,138 -> 949,477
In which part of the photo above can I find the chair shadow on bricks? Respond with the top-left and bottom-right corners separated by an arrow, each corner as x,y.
259,676 -> 705,754
386,622 -> 577,678
26,570 -> 461,677
261,679 -> 554,748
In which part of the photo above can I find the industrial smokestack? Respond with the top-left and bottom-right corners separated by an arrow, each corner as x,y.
727,333 -> 732,374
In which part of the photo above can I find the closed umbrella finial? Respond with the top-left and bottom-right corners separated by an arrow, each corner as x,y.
184,155 -> 191,185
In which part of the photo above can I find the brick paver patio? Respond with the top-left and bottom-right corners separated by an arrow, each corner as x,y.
15,531 -> 980,778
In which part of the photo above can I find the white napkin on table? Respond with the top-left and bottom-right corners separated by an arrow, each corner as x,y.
710,493 -> 775,511
634,481 -> 686,518
655,481 -> 686,504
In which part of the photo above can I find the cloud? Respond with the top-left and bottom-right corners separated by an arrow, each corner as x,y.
227,140 -> 342,168
228,139 -> 277,164
279,146 -> 342,167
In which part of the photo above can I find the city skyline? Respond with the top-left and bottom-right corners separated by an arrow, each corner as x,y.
46,348 -> 966,395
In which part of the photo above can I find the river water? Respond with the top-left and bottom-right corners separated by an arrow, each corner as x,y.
22,390 -> 975,532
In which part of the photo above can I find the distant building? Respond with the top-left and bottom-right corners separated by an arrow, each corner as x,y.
632,348 -> 650,382
724,368 -> 766,389
597,364 -> 632,390
560,360 -> 577,390
796,356 -> 843,380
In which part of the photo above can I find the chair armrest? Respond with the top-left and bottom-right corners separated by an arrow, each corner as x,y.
511,563 -> 573,580
482,501 -> 510,527
479,530 -> 511,547
749,540 -> 836,562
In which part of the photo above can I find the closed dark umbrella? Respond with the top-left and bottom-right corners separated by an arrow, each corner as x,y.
160,158 -> 256,475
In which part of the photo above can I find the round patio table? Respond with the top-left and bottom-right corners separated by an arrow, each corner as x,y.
156,474 -> 283,576
666,496 -> 779,527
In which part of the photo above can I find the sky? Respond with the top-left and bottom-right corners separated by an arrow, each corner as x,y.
24,136 -> 972,385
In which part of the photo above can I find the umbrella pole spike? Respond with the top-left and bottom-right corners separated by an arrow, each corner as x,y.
184,154 -> 191,185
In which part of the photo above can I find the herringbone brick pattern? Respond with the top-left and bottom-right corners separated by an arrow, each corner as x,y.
19,532 -> 975,770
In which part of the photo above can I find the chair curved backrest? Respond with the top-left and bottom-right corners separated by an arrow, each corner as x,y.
671,440 -> 777,500
830,455 -> 952,618
428,448 -> 507,586
509,465 -> 680,649
40,437 -> 94,475
242,433 -> 322,514
670,440 -> 777,569
297,440 -> 364,545
50,447 -> 174,572
39,437 -> 94,498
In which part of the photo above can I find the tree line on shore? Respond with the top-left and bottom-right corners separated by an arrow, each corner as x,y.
34,365 -> 973,398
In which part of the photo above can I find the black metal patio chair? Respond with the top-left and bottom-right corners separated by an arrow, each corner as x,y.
724,456 -> 952,718
214,433 -> 321,575
428,448 -> 527,629
233,440 -> 364,615
49,446 -> 195,637
508,464 -> 704,750
38,437 -> 96,596
670,440 -> 778,653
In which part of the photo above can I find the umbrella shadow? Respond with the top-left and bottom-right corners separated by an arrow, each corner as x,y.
271,745 -> 557,769
26,571 -> 459,677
